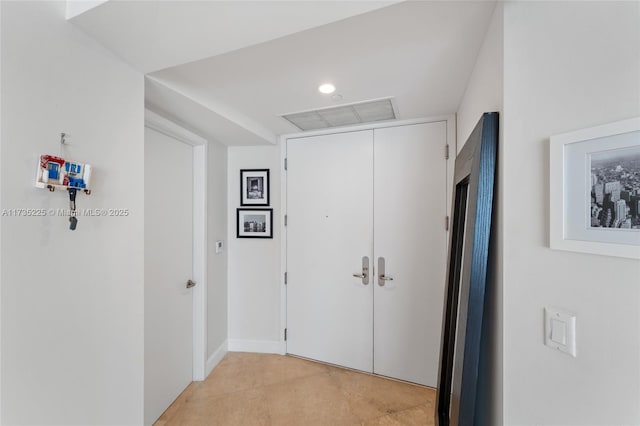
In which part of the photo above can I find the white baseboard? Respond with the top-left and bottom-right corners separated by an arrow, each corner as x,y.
227,339 -> 284,354
206,339 -> 228,377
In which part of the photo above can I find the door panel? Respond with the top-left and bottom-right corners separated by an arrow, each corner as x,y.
287,130 -> 374,372
144,128 -> 194,425
373,122 -> 448,386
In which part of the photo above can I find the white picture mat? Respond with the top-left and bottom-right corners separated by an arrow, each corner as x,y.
242,170 -> 269,205
550,117 -> 640,259
565,132 -> 640,244
238,210 -> 272,237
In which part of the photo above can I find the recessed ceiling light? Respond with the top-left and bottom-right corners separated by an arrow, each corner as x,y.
318,83 -> 336,94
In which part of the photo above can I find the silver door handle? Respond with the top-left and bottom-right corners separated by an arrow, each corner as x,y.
186,279 -> 196,289
377,257 -> 393,286
353,256 -> 369,285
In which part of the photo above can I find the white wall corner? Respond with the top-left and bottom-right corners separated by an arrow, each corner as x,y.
455,1 -> 504,153
228,339 -> 285,355
206,340 -> 228,377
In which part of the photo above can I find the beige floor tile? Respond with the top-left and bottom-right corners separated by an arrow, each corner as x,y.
155,383 -> 197,424
363,403 -> 435,426
169,387 -> 271,426
218,351 -> 276,365
155,352 -> 435,426
264,373 -> 359,426
328,367 -> 434,421
186,355 -> 266,402
260,354 -> 331,386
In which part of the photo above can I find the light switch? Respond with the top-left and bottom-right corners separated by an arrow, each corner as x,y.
544,307 -> 577,357
550,318 -> 566,345
215,240 -> 224,254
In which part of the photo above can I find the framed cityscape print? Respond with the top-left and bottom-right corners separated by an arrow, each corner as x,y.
237,208 -> 273,239
550,117 -> 640,259
241,169 -> 270,206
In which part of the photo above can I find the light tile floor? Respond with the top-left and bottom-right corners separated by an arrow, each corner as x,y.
155,352 -> 435,426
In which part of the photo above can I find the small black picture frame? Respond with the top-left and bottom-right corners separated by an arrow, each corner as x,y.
435,112 -> 498,426
237,208 -> 273,239
240,169 -> 270,206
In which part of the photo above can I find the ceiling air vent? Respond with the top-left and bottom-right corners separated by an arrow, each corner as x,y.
281,98 -> 397,131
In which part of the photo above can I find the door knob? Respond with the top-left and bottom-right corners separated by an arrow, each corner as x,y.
353,256 -> 369,285
186,279 -> 196,289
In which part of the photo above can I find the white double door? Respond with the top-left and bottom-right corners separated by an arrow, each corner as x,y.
286,122 -> 448,387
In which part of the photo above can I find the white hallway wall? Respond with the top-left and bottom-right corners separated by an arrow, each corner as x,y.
227,146 -> 283,352
503,1 -> 640,424
455,3 -> 503,426
207,139 -> 229,362
0,1 -> 144,424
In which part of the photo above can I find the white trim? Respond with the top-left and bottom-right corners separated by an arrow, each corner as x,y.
144,109 -> 207,147
227,339 -> 284,354
445,115 -> 456,229
279,114 -> 457,360
206,340 -> 228,377
192,144 -> 208,381
279,140 -> 288,355
549,117 -> 640,259
0,1 -> 3,416
144,109 -> 209,382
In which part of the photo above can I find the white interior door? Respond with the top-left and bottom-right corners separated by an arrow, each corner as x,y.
286,130 -> 374,372
144,127 -> 194,425
373,122 -> 448,386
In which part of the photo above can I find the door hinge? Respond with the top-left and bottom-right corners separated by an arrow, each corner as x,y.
445,144 -> 450,160
284,272 -> 288,285
284,214 -> 288,226
284,158 -> 288,171
284,328 -> 287,341
445,215 -> 450,231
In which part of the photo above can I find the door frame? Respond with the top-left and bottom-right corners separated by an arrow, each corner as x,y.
279,114 -> 456,354
144,109 -> 208,381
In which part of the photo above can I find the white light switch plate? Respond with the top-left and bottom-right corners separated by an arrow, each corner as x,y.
215,240 -> 224,254
545,307 -> 577,357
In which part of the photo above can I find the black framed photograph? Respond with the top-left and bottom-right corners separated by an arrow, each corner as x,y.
237,208 -> 273,239
241,169 -> 270,206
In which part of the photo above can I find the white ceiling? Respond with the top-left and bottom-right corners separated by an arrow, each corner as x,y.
145,76 -> 277,145
70,1 -> 496,145
68,0 -> 398,73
